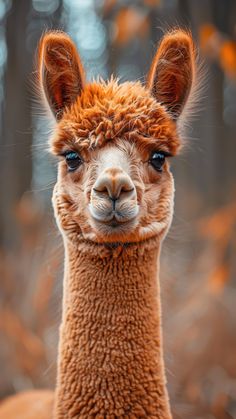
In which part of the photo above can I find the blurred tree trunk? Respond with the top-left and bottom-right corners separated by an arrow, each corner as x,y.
0,1 -> 63,249
0,0 -> 33,248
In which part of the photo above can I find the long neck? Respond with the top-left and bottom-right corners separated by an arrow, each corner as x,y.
54,238 -> 171,419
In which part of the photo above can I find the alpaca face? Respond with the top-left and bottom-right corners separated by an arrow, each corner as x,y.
38,30 -> 196,243
51,82 -> 178,243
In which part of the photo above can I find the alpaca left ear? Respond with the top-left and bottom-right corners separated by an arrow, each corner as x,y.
147,30 -> 196,119
38,31 -> 85,120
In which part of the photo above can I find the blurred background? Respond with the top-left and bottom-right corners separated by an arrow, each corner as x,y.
0,0 -> 236,418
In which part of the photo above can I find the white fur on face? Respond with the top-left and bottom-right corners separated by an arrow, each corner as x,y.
89,146 -> 139,232
97,146 -> 131,175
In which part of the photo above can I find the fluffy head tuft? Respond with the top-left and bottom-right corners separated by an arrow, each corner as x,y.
51,79 -> 180,157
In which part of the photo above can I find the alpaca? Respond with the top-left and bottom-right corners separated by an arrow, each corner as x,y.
0,29 -> 197,418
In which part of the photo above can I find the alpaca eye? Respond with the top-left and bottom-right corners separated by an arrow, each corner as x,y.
150,151 -> 166,172
64,151 -> 82,171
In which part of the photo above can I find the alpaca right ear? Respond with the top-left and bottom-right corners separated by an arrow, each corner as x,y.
147,30 -> 196,119
38,31 -> 85,120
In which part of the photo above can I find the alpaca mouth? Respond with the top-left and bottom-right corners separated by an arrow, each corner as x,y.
89,204 -> 139,224
89,211 -> 138,237
101,216 -> 134,228
93,214 -> 137,228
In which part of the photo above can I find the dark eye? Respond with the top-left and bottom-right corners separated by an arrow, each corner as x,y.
150,151 -> 166,172
64,151 -> 82,172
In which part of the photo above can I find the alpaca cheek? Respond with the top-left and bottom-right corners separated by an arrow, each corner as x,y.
138,170 -> 174,232
51,184 -> 77,238
156,173 -> 175,226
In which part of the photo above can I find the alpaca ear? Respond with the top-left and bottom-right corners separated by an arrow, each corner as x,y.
147,30 -> 196,119
38,31 -> 85,120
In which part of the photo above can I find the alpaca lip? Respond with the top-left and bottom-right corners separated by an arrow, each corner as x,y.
89,203 -> 139,225
89,207 -> 138,232
103,216 -> 132,227
94,214 -> 135,227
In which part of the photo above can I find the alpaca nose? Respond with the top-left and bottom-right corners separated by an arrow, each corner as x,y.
93,168 -> 135,202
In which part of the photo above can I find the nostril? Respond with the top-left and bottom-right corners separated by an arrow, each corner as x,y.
93,187 -> 111,199
93,187 -> 108,194
118,187 -> 135,201
121,187 -> 135,194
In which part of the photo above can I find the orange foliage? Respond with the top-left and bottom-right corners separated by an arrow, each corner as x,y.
113,7 -> 150,45
199,202 -> 236,241
220,41 -> 236,79
33,255 -> 60,333
198,203 -> 236,295
0,308 -> 45,376
143,0 -> 161,6
103,1 -> 160,18
208,264 -> 230,294
199,23 -> 236,80
199,23 -> 218,55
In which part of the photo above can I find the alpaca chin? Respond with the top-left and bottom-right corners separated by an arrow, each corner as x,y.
88,215 -> 140,243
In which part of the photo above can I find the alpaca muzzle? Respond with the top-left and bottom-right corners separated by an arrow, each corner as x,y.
89,167 -> 139,225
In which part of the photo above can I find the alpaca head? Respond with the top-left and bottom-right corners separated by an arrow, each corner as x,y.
38,30 -> 196,244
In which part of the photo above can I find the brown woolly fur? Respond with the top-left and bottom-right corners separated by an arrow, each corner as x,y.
0,29 -> 198,418
54,238 -> 171,418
